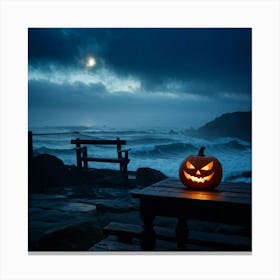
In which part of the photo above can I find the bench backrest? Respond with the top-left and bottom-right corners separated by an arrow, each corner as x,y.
70,138 -> 129,179
71,138 -> 126,146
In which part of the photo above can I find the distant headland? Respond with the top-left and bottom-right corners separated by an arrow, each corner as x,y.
185,111 -> 251,142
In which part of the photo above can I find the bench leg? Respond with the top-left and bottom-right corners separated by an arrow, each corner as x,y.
82,148 -> 88,170
176,218 -> 189,250
76,143 -> 82,168
120,163 -> 128,181
140,200 -> 156,250
140,215 -> 156,251
123,164 -> 128,180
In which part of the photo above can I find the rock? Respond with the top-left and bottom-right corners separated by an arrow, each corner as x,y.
29,154 -> 70,192
67,165 -> 89,185
89,236 -> 140,251
38,221 -> 103,251
91,168 -> 128,188
29,194 -> 67,200
29,152 -> 168,192
59,202 -> 96,212
136,167 -> 167,186
79,198 -> 137,212
185,111 -> 252,142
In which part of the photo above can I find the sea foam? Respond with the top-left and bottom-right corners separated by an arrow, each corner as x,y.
30,126 -> 252,183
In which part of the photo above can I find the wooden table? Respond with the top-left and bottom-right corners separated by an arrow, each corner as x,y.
131,178 -> 251,250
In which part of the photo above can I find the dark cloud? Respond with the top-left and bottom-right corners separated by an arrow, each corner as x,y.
28,28 -> 251,128
28,28 -> 108,69
28,28 -> 251,96
103,29 -> 251,86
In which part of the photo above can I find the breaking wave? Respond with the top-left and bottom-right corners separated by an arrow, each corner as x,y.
30,127 -> 252,183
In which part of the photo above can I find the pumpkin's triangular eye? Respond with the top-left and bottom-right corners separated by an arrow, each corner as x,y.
201,161 -> 213,171
186,161 -> 195,169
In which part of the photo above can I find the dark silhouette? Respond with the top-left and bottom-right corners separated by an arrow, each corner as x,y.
186,111 -> 252,141
71,138 -> 130,180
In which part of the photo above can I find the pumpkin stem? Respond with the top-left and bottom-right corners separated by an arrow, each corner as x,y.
198,146 -> 205,156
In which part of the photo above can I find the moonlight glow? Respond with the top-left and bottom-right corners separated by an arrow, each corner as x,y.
86,57 -> 96,68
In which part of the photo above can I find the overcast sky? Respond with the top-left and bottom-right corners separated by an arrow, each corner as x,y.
28,28 -> 251,129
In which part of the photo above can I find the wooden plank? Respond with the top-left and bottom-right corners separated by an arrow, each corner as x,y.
71,139 -> 126,145
151,179 -> 251,194
151,178 -> 251,191
103,222 -> 251,250
131,187 -> 251,205
143,188 -> 252,204
217,184 -> 250,193
132,179 -> 251,197
138,186 -> 252,202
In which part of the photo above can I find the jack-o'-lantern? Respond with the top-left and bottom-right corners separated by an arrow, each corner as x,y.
179,147 -> 222,190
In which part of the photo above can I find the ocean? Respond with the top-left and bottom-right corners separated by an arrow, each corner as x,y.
29,126 -> 252,183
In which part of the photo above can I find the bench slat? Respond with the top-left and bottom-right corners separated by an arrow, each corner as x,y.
103,222 -> 251,250
71,139 -> 126,145
71,138 -> 129,179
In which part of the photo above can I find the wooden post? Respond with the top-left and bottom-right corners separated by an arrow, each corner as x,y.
28,131 -> 34,191
116,137 -> 122,171
123,163 -> 128,181
28,131 -> 33,160
140,200 -> 156,250
75,138 -> 82,168
176,218 -> 189,250
82,146 -> 88,169
124,150 -> 129,161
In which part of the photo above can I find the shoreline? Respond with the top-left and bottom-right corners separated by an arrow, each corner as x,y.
28,153 -> 251,251
28,153 -> 169,251
29,153 -> 168,194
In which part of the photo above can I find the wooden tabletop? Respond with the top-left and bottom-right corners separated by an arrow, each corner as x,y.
132,178 -> 251,206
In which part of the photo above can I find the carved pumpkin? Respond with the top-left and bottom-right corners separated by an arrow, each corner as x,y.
179,147 -> 222,190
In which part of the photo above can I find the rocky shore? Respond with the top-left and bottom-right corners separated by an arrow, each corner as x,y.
28,154 -> 250,252
28,154 -> 167,251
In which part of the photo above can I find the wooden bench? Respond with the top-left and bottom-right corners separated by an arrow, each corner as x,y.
132,179 -> 251,250
71,138 -> 130,179
103,222 -> 251,251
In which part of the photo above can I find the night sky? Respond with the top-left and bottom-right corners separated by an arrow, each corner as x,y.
28,28 -> 251,129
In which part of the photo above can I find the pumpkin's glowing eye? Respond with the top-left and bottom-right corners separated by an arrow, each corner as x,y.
186,161 -> 195,169
201,161 -> 213,171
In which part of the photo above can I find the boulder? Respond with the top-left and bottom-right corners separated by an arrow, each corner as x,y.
38,221 -> 103,251
29,154 -> 70,192
136,167 -> 167,186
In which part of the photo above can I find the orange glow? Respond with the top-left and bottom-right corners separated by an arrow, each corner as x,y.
186,161 -> 195,169
201,161 -> 213,171
183,170 -> 214,183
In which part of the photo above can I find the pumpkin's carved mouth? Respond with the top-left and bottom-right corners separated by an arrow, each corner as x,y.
183,170 -> 214,183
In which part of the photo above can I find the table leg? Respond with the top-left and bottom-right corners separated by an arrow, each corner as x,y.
140,206 -> 156,251
176,218 -> 189,250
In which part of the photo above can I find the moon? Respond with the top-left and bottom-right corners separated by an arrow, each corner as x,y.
86,56 -> 96,68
